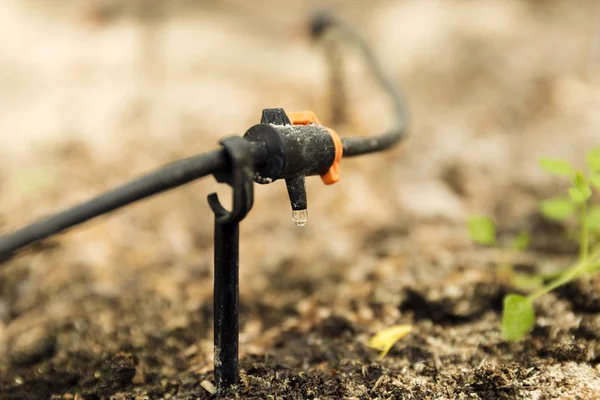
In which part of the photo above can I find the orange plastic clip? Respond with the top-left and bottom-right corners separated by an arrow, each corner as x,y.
287,111 -> 343,185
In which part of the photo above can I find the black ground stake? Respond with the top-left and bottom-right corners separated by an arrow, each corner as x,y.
213,219 -> 239,391
207,136 -> 255,393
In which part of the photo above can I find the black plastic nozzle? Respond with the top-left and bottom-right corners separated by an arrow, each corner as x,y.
243,108 -> 337,226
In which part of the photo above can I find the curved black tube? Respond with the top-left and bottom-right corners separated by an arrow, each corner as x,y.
0,150 -> 228,258
310,11 -> 410,157
0,12 -> 408,259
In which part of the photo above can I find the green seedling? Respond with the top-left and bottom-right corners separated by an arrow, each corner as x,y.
503,249 -> 600,340
538,149 -> 600,260
502,148 -> 600,340
468,216 -> 537,290
468,216 -> 531,251
468,215 -> 497,246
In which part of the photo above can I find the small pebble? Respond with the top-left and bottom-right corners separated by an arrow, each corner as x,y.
9,324 -> 56,366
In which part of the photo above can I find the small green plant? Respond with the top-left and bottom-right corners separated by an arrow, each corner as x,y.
538,150 -> 600,260
503,149 -> 600,340
502,249 -> 600,340
470,148 -> 600,341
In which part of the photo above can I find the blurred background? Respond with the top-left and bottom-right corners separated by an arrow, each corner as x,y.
0,0 -> 600,392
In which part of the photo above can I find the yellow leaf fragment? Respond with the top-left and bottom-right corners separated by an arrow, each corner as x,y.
200,380 -> 216,394
367,325 -> 413,359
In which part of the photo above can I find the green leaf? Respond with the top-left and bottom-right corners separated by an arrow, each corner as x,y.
539,198 -> 575,221
468,215 -> 496,245
502,294 -> 535,341
591,173 -> 600,189
574,171 -> 589,192
569,188 -> 585,204
569,173 -> 592,204
586,148 -> 600,173
589,206 -> 600,233
539,158 -> 575,177
512,232 -> 531,251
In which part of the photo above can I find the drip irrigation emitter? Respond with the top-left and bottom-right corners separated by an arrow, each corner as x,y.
0,12 -> 409,395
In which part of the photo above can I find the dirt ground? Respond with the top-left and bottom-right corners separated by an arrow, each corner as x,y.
1,0 -> 600,399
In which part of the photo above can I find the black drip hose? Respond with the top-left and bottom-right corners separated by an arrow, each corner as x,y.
0,12 -> 409,259
310,11 -> 409,157
0,150 -> 228,257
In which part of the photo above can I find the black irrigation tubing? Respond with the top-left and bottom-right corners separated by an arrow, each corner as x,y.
0,12 -> 409,260
311,12 -> 409,157
0,11 -> 410,395
0,150 -> 229,258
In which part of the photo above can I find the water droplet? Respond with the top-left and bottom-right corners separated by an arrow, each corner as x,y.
292,209 -> 308,227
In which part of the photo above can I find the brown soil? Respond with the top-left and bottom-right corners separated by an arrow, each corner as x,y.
1,1 -> 600,399
1,237 -> 600,399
